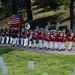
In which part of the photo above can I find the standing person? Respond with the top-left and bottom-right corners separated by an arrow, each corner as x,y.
67,30 -> 74,51
1,28 -> 5,44
73,32 -> 75,50
38,28 -> 44,49
20,28 -> 24,46
23,29 -> 29,47
5,28 -> 9,44
9,28 -> 13,45
15,28 -> 20,46
32,30 -> 38,49
62,31 -> 67,51
49,30 -> 53,49
50,30 -> 56,51
44,30 -> 50,50
58,31 -> 64,51
43,29 -> 47,49
28,30 -> 33,48
55,31 -> 59,50
11,28 -> 16,46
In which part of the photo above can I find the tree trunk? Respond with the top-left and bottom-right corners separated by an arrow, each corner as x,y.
26,0 -> 33,21
70,0 -> 74,30
11,0 -> 17,14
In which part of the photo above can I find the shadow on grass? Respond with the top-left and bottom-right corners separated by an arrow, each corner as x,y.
33,7 -> 51,15
29,12 -> 66,29
0,47 -> 14,55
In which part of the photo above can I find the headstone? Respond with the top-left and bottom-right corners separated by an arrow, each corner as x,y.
2,66 -> 8,75
0,57 -> 3,63
42,73 -> 48,75
47,21 -> 50,27
36,26 -> 39,31
45,26 -> 48,30
67,24 -> 70,30
0,57 -> 4,70
0,1 -> 2,7
28,61 -> 34,70
56,22 -> 60,30
0,62 -> 5,70
63,29 -> 66,33
74,67 -> 75,75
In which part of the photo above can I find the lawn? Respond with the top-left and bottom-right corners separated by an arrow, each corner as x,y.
0,47 -> 75,75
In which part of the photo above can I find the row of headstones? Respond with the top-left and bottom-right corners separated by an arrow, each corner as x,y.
36,22 -> 71,31
0,57 -> 7,75
29,61 -> 75,75
1,58 -> 75,75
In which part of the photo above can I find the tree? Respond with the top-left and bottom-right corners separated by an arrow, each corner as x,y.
11,0 -> 17,14
70,0 -> 74,30
64,0 -> 74,30
25,0 -> 33,21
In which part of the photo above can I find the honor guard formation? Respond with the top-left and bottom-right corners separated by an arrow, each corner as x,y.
0,27 -> 75,51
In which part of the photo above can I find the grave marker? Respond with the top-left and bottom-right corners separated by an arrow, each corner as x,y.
2,66 -> 8,75
42,73 -> 48,75
28,61 -> 34,70
56,22 -> 60,30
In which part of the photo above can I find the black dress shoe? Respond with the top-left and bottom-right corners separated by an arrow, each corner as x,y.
33,47 -> 36,49
56,48 -> 59,50
51,49 -> 54,51
49,48 -> 52,50
43,47 -> 46,49
23,46 -> 26,48
16,45 -> 19,47
58,49 -> 61,51
68,49 -> 71,51
62,49 -> 65,51
39,48 -> 42,50
29,46 -> 31,48
46,48 -> 49,50
20,45 -> 23,47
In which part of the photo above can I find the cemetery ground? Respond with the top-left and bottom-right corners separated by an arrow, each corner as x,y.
0,46 -> 75,75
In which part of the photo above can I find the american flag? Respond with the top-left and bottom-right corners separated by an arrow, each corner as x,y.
8,13 -> 24,27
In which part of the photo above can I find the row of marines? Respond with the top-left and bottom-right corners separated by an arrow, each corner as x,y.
0,27 -> 75,51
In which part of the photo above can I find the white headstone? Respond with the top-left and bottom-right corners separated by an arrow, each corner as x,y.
63,29 -> 66,33
36,26 -> 39,31
74,67 -> 75,75
2,66 -> 8,75
57,22 -> 60,25
0,62 -> 5,70
42,73 -> 48,75
67,24 -> 70,30
56,22 -> 60,30
0,57 -> 4,70
45,26 -> 48,30
73,24 -> 75,32
47,21 -> 50,27
28,61 -> 34,70
0,57 -> 3,63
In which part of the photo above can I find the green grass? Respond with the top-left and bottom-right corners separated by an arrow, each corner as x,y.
0,47 -> 75,75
